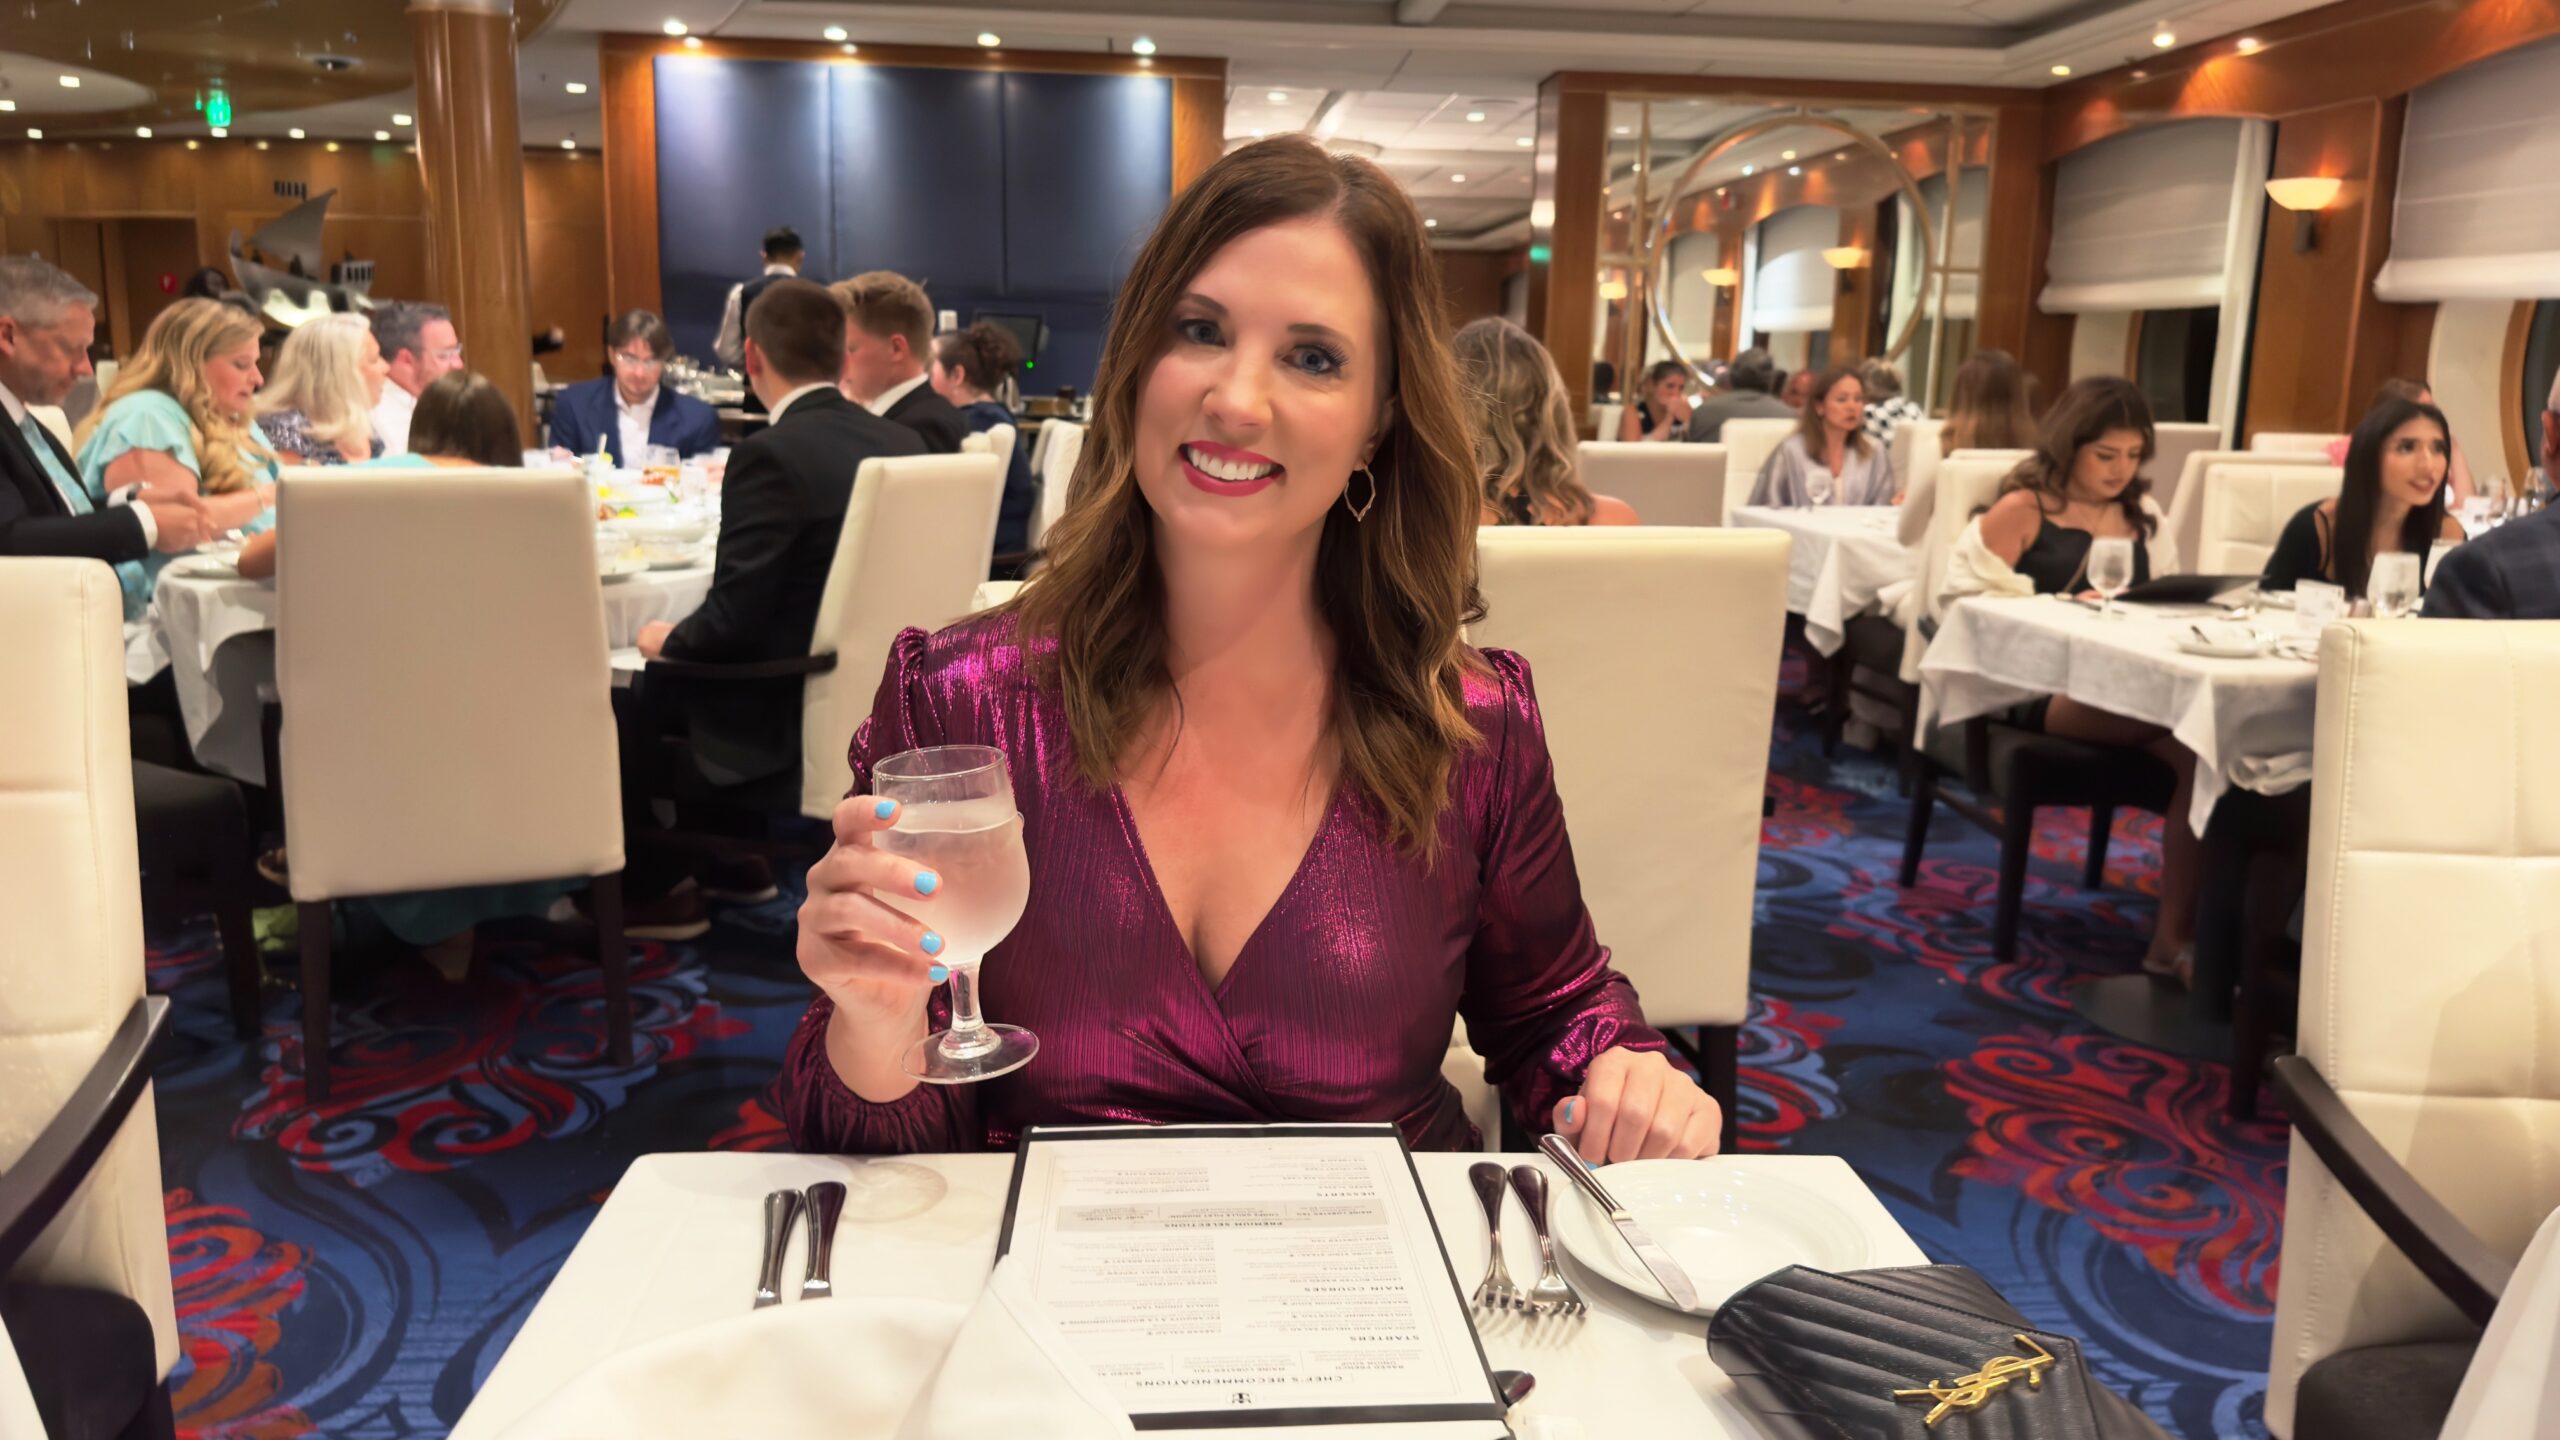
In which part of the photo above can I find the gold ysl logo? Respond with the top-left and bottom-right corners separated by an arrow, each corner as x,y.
1892,1334 -> 2058,1428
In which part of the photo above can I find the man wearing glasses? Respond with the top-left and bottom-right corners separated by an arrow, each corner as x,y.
367,300 -> 466,454
548,309 -> 720,466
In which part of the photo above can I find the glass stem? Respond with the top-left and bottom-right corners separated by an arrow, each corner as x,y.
939,960 -> 998,1059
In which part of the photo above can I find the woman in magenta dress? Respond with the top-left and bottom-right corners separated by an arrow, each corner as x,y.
780,136 -> 1721,1162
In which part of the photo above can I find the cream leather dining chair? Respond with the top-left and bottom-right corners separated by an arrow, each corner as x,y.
1894,453 -> 2018,683
2265,621 -> 2560,1440
796,453 -> 1005,820
0,558 -> 180,1420
1574,440 -> 1726,526
1026,418 -> 1058,478
1027,420 -> 1086,555
2193,463 -> 2343,575
1463,526 -> 1791,1153
2161,450 -> 2332,576
276,469 -> 629,1103
2251,430 -> 2346,456
2145,421 -> 2222,519
1591,401 -> 1624,442
1717,417 -> 1796,523
960,422 -> 1018,473
1891,418 -> 1944,504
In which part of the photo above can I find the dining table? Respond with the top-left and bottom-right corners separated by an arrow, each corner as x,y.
447,1149 -> 1929,1439
1729,505 -> 1914,655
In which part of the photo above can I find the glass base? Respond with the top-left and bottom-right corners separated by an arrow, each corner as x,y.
901,1024 -> 1039,1085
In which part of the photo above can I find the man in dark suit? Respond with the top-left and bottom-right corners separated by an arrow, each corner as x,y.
0,256 -> 209,564
547,309 -> 722,465
1683,347 -> 1800,445
833,270 -> 968,454
2426,373 -> 2560,620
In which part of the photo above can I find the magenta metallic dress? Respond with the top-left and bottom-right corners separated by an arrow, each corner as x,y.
777,612 -> 1667,1154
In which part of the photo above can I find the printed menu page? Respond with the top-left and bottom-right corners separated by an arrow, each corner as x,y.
999,1125 -> 1507,1433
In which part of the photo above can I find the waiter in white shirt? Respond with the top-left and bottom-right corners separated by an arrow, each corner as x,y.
367,301 -> 464,454
712,227 -> 806,372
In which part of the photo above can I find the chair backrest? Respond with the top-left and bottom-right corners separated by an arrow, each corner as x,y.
960,422 -> 1018,467
1468,527 -> 1789,1028
277,469 -> 623,899
2194,463 -> 2343,575
2267,621 -> 2560,1438
2161,449 -> 2331,575
1029,420 -> 1086,552
1591,402 -> 1624,441
800,453 -> 1005,818
1898,454 -> 2020,682
2147,421 -> 2222,518
2252,430 -> 2346,456
1573,441 -> 1726,526
1892,418 -> 1944,501
0,559 -> 176,1375
1718,417 -> 1797,523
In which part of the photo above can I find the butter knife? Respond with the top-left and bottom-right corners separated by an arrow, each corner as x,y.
801,1181 -> 846,1300
1538,1133 -> 1699,1312
755,1188 -> 803,1309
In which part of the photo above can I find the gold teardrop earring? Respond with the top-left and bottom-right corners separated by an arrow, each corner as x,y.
1344,465 -> 1378,523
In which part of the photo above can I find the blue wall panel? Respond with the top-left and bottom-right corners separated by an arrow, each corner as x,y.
652,57 -> 835,360
1000,73 -> 1171,300
828,66 -> 1006,294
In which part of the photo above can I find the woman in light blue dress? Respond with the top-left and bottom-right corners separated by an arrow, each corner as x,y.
72,298 -> 279,622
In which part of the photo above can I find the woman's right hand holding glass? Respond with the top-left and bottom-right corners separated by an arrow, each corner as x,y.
797,795 -> 948,1098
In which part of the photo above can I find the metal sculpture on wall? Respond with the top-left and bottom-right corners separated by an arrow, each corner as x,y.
227,188 -> 376,327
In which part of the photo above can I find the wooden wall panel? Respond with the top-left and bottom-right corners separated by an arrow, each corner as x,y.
1975,101 -> 2072,404
524,152 -> 609,383
1435,250 -> 1515,333
1172,77 -> 1225,193
1829,207 -> 1878,362
600,41 -> 662,320
1530,79 -> 1610,427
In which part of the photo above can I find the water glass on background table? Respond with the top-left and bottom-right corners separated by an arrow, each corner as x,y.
2087,537 -> 2135,620
1805,468 -> 1834,507
873,745 -> 1037,1084
2369,552 -> 2422,618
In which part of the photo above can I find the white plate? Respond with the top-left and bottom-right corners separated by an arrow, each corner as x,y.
1546,1160 -> 1873,1315
2176,632 -> 2272,659
163,553 -> 241,579
598,556 -> 649,581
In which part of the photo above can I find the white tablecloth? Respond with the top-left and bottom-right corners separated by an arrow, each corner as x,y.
449,1150 -> 1927,1440
150,565 -> 713,783
1730,506 -> 1913,655
1918,595 -> 2320,831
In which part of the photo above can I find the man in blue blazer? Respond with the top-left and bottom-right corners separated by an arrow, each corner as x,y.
548,309 -> 722,465
2427,371 -> 2560,620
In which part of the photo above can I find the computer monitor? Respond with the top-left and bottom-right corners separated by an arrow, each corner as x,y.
972,311 -> 1049,372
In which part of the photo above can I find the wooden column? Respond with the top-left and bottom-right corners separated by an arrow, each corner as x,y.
1829,207 -> 1879,362
411,0 -> 534,437
1528,78 -> 1610,425
1977,100 -> 2071,403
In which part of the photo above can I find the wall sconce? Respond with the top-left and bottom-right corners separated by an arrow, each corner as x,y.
1822,246 -> 1867,294
2265,176 -> 2343,253
1599,277 -> 1631,301
1701,266 -> 1739,286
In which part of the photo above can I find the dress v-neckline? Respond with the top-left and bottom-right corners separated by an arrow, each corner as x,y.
1108,781 -> 1345,1004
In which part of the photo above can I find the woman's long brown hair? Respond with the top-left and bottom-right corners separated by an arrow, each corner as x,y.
1012,136 -> 1486,862
1996,375 -> 2158,537
1942,348 -> 2038,456
1790,367 -> 1869,459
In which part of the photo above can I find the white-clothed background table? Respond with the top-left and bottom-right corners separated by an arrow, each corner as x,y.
150,564 -> 712,783
1919,594 -> 2320,831
1730,506 -> 1913,655
450,1150 -> 1928,1440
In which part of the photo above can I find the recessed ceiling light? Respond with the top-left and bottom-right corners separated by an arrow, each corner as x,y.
1424,218 -> 1439,228
136,126 -> 153,138
374,130 -> 390,141
823,25 -> 847,41
843,43 -> 859,54
1716,186 -> 1727,195
1613,125 -> 1630,135
1131,36 -> 1157,55
289,127 -> 306,139
253,139 -> 267,150
683,35 -> 702,48
1268,90 -> 1288,102
565,81 -> 589,94
25,128 -> 40,139
1450,173 -> 1466,183
2235,35 -> 2262,52
662,18 -> 687,35
2152,28 -> 2176,47
1788,165 -> 1801,176
977,32 -> 1001,46
210,125 -> 226,137
0,101 -> 13,112
2131,67 -> 2149,79
392,112 -> 412,126
58,75 -> 79,88
1781,149 -> 1796,160
561,137 -> 577,150
1249,128 -> 1265,138
1466,110 -> 1486,122
1515,136 -> 1532,147
324,141 -> 340,152
1741,163 -> 1756,176
186,139 -> 199,150
2050,63 -> 2072,75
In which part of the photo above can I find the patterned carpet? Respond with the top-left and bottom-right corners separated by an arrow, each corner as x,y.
139,669 -> 2287,1439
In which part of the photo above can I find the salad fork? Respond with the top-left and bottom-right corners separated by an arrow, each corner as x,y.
1507,1165 -> 1586,1318
1468,1162 -> 1523,1312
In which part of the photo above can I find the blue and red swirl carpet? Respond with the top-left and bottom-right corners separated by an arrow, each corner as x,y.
140,674 -> 2286,1438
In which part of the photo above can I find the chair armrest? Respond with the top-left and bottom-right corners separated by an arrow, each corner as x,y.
643,652 -> 838,683
0,996 -> 171,1274
2272,1054 -> 2512,1326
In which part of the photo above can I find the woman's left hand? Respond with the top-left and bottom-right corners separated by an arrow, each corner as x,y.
1550,1046 -> 1721,1162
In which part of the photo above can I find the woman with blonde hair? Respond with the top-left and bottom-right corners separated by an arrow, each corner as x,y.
780,136 -> 1716,1160
74,297 -> 278,619
1456,317 -> 1638,526
255,312 -> 390,465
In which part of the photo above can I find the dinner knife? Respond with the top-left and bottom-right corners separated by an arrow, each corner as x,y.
1538,1133 -> 1700,1312
801,1181 -> 846,1300
756,1188 -> 803,1310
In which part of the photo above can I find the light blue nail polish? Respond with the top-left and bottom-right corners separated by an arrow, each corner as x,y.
1562,1098 -> 1579,1126
921,931 -> 944,956
874,799 -> 897,820
914,870 -> 940,896
927,964 -> 949,983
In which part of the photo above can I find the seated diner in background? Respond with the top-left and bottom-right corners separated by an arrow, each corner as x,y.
834,270 -> 969,454
253,312 -> 389,466
1858,358 -> 1923,447
2326,378 -> 2475,507
1682,346 -> 1795,444
2260,393 -> 2464,596
928,321 -> 1039,561
1747,365 -> 1896,507
782,136 -> 1717,1160
1937,376 -> 2200,984
367,300 -> 464,455
546,308 -> 721,466
1456,316 -> 1638,527
1617,358 -> 1692,442
73,296 -> 279,622
1897,347 -> 2038,544
2426,368 -> 2560,619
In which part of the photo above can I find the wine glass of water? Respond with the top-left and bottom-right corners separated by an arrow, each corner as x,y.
873,745 -> 1037,1085
2087,536 -> 2136,620
1805,467 -> 1834,507
2368,552 -> 2422,619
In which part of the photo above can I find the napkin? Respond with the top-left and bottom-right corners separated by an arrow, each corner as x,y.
496,1258 -> 1133,1440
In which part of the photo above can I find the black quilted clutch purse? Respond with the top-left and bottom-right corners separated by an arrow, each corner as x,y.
1705,1265 -> 2172,1440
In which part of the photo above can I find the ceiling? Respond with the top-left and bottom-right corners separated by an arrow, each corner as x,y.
2,0 -> 2332,243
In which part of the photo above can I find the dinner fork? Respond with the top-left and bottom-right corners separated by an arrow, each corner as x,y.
1507,1165 -> 1586,1318
1468,1161 -> 1523,1312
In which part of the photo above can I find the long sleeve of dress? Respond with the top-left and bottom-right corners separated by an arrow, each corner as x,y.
777,627 -> 985,1154
1458,652 -> 1667,1135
